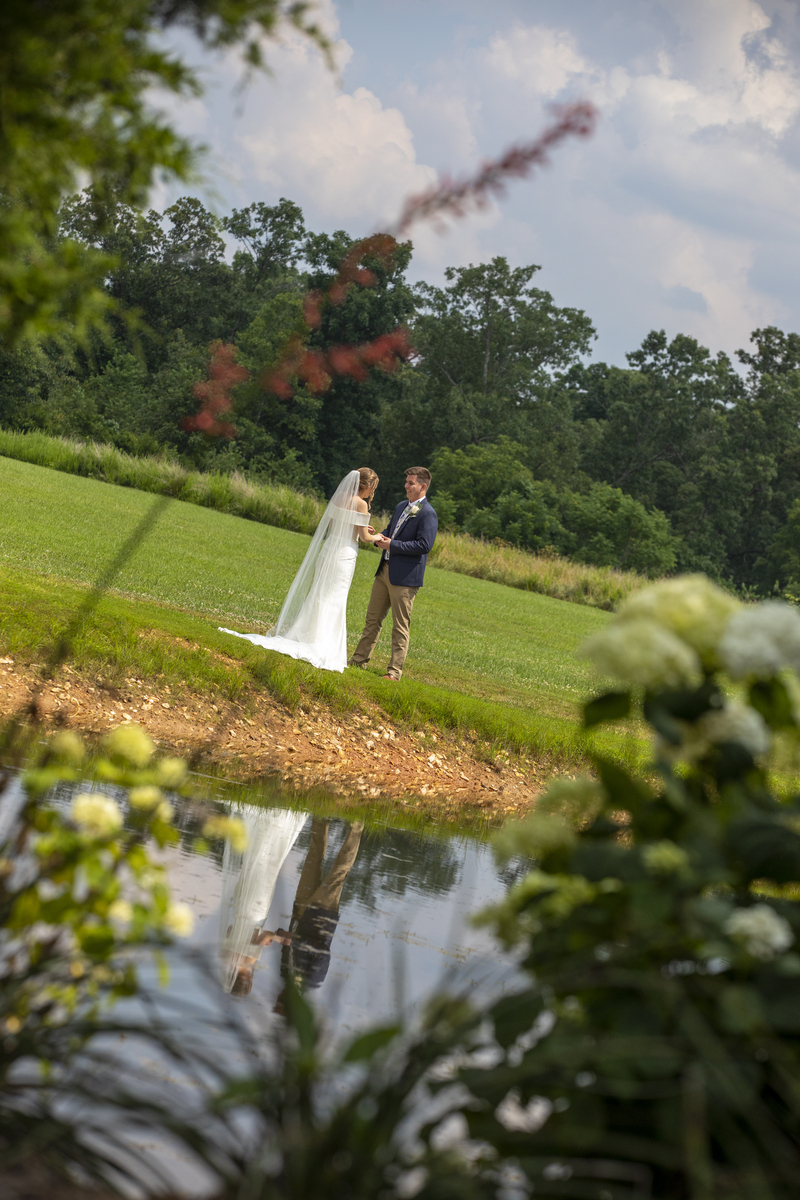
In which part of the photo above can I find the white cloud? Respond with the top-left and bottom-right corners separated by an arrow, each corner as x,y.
403,1 -> 800,360
635,210 -> 779,351
153,0 -> 800,362
177,6 -> 438,232
485,26 -> 588,96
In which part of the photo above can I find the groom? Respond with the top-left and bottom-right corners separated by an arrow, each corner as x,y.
349,467 -> 438,680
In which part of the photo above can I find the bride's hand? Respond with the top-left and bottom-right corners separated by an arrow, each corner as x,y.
367,525 -> 376,535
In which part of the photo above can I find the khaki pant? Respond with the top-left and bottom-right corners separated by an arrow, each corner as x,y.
292,818 -> 363,918
350,562 -> 419,678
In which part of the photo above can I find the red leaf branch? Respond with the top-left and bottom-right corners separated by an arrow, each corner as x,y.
183,102 -> 598,427
265,330 -> 412,399
182,341 -> 247,437
392,101 -> 598,236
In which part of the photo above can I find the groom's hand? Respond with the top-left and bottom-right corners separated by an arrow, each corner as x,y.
375,535 -> 391,549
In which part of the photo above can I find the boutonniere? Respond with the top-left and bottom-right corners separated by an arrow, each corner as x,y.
409,503 -> 421,516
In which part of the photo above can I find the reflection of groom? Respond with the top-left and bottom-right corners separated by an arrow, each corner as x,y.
349,467 -> 438,680
278,818 -> 363,1000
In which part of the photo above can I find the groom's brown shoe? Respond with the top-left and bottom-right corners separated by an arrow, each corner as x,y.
381,674 -> 399,681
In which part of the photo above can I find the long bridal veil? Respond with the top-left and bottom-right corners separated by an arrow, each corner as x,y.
219,470 -> 367,672
270,469 -> 361,641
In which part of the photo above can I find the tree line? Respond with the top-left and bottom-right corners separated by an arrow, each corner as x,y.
2,191 -> 799,594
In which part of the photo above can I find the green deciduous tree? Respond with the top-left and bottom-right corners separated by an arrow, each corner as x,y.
431,440 -> 679,576
572,331 -> 742,579
381,258 -> 595,491
302,232 -> 415,496
0,0 -> 326,345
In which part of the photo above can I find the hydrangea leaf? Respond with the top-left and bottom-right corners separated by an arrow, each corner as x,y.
583,691 -> 631,728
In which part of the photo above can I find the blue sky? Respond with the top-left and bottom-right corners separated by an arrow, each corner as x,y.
157,0 -> 800,366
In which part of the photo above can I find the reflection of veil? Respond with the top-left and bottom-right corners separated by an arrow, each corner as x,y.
218,805 -> 307,995
219,470 -> 367,671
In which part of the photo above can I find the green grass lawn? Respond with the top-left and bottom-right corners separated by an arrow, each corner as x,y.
0,455 -> 634,765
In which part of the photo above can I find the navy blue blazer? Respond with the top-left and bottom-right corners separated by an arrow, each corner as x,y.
377,498 -> 438,588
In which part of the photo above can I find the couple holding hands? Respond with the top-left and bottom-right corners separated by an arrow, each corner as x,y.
221,466 -> 438,681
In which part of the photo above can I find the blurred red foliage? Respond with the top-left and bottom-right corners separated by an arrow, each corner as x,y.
181,341 -> 247,437
184,102 -> 598,432
393,101 -> 598,236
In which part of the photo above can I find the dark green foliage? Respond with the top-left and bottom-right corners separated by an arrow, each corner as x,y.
303,232 -> 415,496
431,441 -> 679,576
378,258 -> 594,493
0,0 -> 327,345
568,328 -> 800,592
7,185 -> 800,588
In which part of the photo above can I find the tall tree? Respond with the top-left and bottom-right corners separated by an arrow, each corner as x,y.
380,257 -> 595,489
0,0 -> 327,344
730,327 -> 800,590
573,330 -> 742,578
301,232 -> 415,496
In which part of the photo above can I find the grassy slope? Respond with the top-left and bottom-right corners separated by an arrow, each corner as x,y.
0,456 -> 636,765
0,427 -> 645,610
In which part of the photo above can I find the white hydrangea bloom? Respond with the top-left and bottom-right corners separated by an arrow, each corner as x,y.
582,618 -> 702,690
70,793 -> 123,837
719,601 -> 800,680
108,899 -> 133,926
697,702 -> 771,757
155,757 -> 187,789
202,815 -> 249,853
619,575 -> 741,667
104,723 -> 155,768
163,901 -> 194,938
658,701 -> 773,764
128,786 -> 163,810
724,903 -> 794,960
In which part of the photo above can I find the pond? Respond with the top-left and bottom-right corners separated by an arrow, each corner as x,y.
35,773 -> 525,1042
160,782 -> 523,1040
1,771 -> 529,1194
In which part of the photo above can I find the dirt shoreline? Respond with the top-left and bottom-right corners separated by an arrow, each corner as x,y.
0,656 -> 547,820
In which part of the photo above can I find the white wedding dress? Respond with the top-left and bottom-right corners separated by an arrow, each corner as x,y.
218,804 -> 307,994
219,471 -> 368,673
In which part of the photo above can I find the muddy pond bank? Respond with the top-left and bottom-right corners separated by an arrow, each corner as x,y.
0,655 -> 552,822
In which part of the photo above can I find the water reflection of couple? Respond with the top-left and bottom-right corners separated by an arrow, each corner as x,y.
220,466 -> 438,680
220,806 -> 362,1000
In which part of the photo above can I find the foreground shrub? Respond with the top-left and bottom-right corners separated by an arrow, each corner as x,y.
426,575 -> 800,1198
0,725 -> 224,1183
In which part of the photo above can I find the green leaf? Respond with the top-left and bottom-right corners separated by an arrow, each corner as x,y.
643,695 -> 683,745
583,691 -> 631,728
719,984 -> 766,1034
728,816 -> 800,883
490,990 -> 543,1049
656,678 -> 721,722
284,980 -> 317,1053
342,1024 -> 400,1063
593,756 -> 654,812
749,677 -> 795,730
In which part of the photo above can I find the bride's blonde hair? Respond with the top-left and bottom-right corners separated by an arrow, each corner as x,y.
358,467 -> 378,501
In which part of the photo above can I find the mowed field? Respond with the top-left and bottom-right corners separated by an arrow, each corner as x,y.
1,456 -> 608,714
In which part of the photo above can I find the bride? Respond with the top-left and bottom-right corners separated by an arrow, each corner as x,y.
219,468 -> 381,673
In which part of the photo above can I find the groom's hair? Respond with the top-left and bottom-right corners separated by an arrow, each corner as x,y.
405,466 -> 431,488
